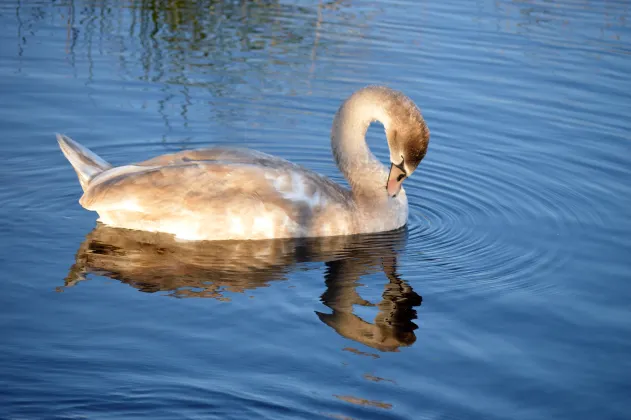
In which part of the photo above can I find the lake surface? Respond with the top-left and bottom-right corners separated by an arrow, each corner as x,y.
1,0 -> 630,418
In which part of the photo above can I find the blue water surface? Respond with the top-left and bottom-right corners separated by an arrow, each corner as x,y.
0,0 -> 630,419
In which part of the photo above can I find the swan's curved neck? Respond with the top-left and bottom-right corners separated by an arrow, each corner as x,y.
331,88 -> 391,196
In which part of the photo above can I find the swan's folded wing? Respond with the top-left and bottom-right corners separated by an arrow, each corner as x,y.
80,161 -> 350,219
83,163 -> 269,212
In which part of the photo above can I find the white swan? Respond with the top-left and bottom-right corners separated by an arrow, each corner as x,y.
57,86 -> 430,241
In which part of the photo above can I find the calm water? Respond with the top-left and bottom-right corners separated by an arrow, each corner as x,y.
1,0 -> 630,418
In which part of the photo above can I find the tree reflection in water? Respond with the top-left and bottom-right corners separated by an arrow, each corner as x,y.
11,0 -> 371,150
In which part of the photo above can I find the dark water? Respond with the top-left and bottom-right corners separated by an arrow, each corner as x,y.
1,0 -> 630,418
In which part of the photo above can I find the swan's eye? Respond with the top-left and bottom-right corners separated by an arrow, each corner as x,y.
397,174 -> 405,182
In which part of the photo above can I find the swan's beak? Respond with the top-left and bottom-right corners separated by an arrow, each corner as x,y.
386,162 -> 406,197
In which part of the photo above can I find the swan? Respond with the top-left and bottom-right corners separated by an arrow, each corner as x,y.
57,85 -> 430,241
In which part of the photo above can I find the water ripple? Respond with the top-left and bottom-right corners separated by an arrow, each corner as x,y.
403,150 -> 582,296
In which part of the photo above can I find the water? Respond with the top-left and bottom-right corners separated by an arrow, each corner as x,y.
1,0 -> 630,418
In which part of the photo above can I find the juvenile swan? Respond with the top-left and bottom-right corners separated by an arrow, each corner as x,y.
57,86 -> 430,241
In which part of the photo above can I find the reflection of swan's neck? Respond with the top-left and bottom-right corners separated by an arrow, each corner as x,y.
331,87 -> 392,195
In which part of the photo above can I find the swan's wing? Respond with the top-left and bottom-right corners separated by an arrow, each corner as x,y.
79,161 -> 353,239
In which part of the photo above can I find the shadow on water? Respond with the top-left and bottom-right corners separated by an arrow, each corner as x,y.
63,224 -> 422,352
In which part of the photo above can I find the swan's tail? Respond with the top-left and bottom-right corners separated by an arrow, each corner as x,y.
56,133 -> 113,191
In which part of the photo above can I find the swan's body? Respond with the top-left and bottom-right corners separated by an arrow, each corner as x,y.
58,86 -> 430,241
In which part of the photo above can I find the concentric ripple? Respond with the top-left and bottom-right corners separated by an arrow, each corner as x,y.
403,149 -> 585,297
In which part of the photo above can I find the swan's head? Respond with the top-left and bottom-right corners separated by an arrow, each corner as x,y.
384,91 -> 430,197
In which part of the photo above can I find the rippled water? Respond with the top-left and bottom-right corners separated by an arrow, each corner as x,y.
1,0 -> 630,418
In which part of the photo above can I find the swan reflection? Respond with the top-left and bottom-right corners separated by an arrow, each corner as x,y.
64,224 -> 421,351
